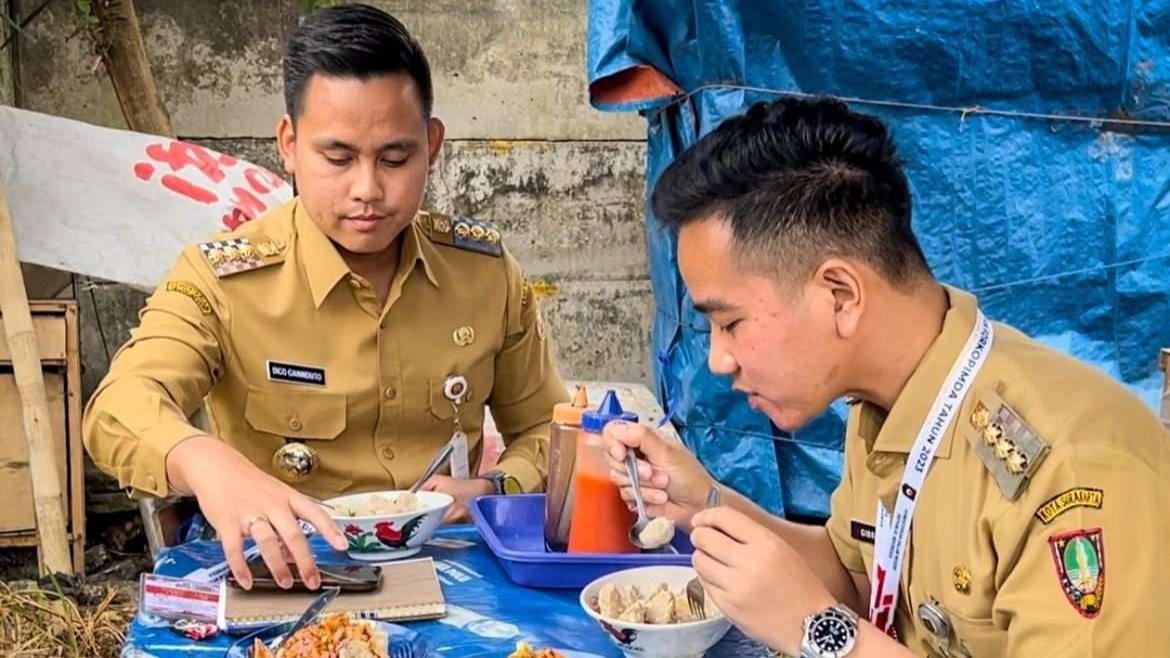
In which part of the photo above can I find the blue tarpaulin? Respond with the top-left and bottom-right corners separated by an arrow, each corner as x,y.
586,1 -> 1170,518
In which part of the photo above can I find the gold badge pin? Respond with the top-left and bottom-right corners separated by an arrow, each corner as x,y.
486,229 -> 501,244
994,437 -> 1016,460
1005,449 -> 1029,474
970,403 -> 991,432
982,422 -> 1003,447
455,222 -> 471,239
471,224 -> 486,241
238,243 -> 258,260
257,239 -> 286,257
206,248 -> 226,266
953,565 -> 972,595
431,215 -> 452,234
453,325 -> 476,347
272,442 -> 318,482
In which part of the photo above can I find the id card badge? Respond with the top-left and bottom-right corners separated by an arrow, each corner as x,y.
450,430 -> 471,480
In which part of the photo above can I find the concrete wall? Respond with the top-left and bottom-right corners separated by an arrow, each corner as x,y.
8,0 -> 653,393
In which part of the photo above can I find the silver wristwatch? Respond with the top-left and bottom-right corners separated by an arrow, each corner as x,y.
799,604 -> 860,658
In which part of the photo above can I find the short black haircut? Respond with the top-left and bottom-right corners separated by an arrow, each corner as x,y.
652,96 -> 930,285
283,3 -> 433,120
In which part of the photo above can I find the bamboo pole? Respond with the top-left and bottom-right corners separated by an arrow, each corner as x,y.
0,183 -> 73,575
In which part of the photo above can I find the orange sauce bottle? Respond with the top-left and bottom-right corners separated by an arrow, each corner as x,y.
567,390 -> 638,554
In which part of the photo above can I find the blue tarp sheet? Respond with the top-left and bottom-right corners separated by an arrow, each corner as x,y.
587,0 -> 1170,518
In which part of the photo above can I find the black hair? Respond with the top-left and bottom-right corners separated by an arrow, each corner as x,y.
283,3 -> 433,119
651,96 -> 930,284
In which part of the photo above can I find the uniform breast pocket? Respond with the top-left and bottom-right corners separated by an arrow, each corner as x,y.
245,388 -> 347,439
243,387 -> 352,494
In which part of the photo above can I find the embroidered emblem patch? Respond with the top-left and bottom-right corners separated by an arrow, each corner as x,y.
1049,528 -> 1105,618
1034,488 -> 1103,525
164,281 -> 212,314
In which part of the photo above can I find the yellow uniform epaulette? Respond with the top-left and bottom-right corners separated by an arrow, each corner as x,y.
964,387 -> 1050,501
197,235 -> 287,278
418,211 -> 502,257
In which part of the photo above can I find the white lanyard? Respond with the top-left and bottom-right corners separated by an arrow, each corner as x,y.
869,311 -> 993,634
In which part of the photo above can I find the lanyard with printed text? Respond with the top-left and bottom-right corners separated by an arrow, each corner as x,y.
869,311 -> 993,634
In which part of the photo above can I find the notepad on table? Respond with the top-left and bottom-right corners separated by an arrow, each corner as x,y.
219,557 -> 445,631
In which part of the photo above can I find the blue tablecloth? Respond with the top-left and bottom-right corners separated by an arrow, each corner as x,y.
120,526 -> 767,657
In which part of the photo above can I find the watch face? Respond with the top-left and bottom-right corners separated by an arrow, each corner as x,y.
501,475 -> 522,495
811,617 -> 851,652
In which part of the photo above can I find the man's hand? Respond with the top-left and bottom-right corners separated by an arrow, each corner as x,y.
603,421 -> 714,528
690,505 -> 837,654
165,435 -> 347,590
419,474 -> 493,523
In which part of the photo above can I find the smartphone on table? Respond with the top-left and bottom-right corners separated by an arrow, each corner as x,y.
227,559 -> 382,593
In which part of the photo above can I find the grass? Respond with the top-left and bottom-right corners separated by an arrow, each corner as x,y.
0,578 -> 133,658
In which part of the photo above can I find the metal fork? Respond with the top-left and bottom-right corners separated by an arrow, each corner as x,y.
686,485 -> 722,620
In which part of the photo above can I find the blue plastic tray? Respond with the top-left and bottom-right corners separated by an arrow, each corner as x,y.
469,494 -> 693,589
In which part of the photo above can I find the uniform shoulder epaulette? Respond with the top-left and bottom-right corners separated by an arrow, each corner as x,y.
197,235 -> 287,278
417,212 -> 502,257
964,387 -> 1050,501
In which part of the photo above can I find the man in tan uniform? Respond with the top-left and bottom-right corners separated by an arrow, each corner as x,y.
606,96 -> 1170,656
83,4 -> 565,591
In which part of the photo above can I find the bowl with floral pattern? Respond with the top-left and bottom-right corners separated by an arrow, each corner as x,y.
324,490 -> 453,561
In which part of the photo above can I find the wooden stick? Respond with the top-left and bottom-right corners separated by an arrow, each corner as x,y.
0,183 -> 73,575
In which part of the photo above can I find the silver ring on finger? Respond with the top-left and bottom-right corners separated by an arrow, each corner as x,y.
243,514 -> 269,535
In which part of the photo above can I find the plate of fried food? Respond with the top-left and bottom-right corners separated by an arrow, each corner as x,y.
225,613 -> 432,658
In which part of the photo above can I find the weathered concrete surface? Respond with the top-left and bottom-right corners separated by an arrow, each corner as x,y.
428,140 -> 649,281
15,0 -> 644,140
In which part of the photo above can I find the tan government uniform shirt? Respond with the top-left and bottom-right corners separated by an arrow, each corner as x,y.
826,287 -> 1170,656
83,198 -> 567,499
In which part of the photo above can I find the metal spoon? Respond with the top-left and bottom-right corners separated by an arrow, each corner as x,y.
409,441 -> 456,494
270,586 -> 340,653
626,451 -> 675,550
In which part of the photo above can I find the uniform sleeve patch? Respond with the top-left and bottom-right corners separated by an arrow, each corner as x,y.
1034,488 -> 1103,525
164,281 -> 213,314
1049,527 -> 1105,619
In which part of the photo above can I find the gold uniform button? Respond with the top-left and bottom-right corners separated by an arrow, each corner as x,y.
384,385 -> 397,400
288,417 -> 303,431
381,447 -> 396,460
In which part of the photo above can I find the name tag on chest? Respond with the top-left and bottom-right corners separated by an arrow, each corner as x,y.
266,360 -> 326,387
850,519 -> 876,544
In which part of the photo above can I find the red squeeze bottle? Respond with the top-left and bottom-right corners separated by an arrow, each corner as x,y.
567,390 -> 639,554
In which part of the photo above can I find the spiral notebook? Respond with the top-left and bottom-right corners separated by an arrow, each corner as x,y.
219,557 -> 446,631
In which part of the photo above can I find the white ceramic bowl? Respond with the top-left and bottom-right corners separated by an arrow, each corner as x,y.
324,490 -> 453,561
579,566 -> 732,658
